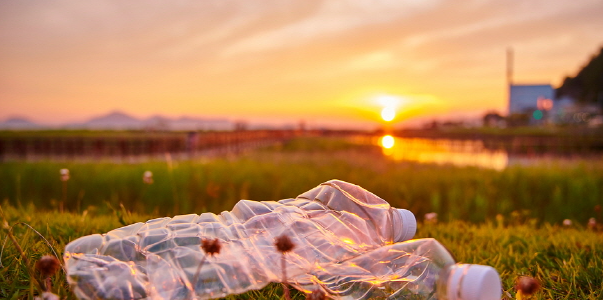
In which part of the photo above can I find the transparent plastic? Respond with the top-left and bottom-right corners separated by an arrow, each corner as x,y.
299,238 -> 501,300
64,180 -> 431,299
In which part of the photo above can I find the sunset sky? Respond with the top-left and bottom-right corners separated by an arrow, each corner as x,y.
1,0 -> 602,129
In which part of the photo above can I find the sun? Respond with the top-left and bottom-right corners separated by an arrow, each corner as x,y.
381,106 -> 396,122
381,135 -> 395,149
376,94 -> 401,122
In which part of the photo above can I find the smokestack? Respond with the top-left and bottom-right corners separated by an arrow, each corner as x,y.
506,47 -> 513,86
506,48 -> 514,117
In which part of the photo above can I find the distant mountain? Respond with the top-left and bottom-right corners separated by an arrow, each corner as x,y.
80,111 -> 143,129
1,111 -> 236,131
0,117 -> 44,130
169,116 -> 234,131
75,111 -> 234,131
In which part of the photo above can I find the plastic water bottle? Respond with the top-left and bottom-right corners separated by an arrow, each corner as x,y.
63,180 -> 498,300
304,237 -> 502,300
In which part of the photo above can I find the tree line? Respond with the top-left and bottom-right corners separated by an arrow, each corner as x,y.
556,46 -> 603,109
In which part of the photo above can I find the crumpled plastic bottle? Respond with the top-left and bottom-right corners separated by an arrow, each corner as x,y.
305,237 -> 502,300
63,180 -> 499,300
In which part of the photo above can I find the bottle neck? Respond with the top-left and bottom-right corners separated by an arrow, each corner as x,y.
435,264 -> 464,300
391,208 -> 417,242
436,263 -> 502,300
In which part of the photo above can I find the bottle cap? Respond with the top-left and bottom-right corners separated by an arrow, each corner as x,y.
447,264 -> 502,300
393,209 -> 417,242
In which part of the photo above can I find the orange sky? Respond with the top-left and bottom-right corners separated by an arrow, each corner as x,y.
1,0 -> 602,129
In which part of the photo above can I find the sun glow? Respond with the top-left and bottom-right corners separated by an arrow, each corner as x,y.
341,238 -> 356,245
381,135 -> 395,149
381,107 -> 396,121
376,95 -> 402,122
377,95 -> 400,107
377,136 -> 508,170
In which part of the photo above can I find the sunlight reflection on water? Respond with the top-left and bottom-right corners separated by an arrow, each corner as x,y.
376,135 -> 508,170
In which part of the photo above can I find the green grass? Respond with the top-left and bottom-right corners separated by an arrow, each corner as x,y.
1,138 -> 602,223
1,137 -> 603,299
1,204 -> 601,299
421,221 -> 603,299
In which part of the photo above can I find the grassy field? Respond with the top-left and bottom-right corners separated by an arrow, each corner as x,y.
1,204 -> 601,300
1,137 -> 603,299
1,137 -> 602,223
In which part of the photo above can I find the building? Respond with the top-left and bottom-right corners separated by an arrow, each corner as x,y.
508,84 -> 554,115
505,49 -> 554,124
504,48 -> 602,127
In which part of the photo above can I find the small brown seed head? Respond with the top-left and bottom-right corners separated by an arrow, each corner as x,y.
515,276 -> 540,296
143,171 -> 153,184
201,238 -> 221,256
587,217 -> 596,230
275,235 -> 295,253
60,168 -> 70,181
35,255 -> 61,278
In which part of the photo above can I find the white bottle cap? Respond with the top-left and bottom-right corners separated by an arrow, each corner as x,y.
446,264 -> 502,300
393,209 -> 417,242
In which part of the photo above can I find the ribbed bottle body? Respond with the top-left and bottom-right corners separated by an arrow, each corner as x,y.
64,180 -> 411,300
304,238 -> 456,299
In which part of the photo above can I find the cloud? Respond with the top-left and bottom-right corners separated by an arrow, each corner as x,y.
345,51 -> 396,71
1,0 -> 602,124
222,0 -> 441,56
402,0 -> 603,53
